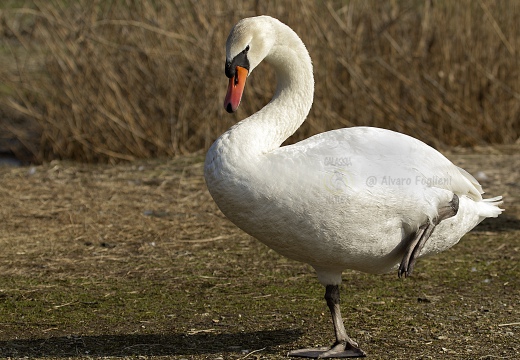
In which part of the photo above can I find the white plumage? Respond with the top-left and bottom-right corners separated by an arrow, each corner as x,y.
204,16 -> 503,358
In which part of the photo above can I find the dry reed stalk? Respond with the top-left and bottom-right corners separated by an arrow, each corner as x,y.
0,0 -> 519,163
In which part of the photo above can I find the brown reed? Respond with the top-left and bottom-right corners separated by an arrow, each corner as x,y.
1,0 -> 519,163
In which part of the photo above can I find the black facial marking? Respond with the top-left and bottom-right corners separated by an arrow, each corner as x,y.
225,47 -> 250,78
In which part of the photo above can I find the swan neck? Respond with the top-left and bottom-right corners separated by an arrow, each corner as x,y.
233,24 -> 314,156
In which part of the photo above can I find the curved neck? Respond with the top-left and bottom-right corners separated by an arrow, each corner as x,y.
224,24 -> 314,158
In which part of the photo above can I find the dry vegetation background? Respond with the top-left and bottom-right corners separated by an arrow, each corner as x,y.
0,0 -> 519,163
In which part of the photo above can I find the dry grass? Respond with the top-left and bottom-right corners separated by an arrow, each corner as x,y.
0,149 -> 518,359
1,0 -> 520,163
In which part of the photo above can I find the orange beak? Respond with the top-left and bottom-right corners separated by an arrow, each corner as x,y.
224,66 -> 248,113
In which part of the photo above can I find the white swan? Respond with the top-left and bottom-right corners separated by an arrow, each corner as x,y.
204,16 -> 503,358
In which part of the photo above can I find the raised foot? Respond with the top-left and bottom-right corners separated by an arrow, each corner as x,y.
288,343 -> 366,358
398,194 -> 460,278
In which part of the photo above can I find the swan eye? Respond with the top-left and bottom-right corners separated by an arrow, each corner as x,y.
244,45 -> 250,53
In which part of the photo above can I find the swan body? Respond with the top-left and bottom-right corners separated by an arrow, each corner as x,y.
204,16 -> 503,357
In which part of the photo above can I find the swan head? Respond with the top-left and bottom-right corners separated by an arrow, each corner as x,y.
224,16 -> 275,113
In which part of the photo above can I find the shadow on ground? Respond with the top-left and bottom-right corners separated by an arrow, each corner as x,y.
0,329 -> 302,358
474,214 -> 520,232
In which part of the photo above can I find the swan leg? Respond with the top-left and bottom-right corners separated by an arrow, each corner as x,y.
288,285 -> 366,358
398,223 -> 436,278
398,194 -> 459,278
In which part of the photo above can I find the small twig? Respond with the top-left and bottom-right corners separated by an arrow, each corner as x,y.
252,294 -> 272,299
186,328 -> 216,335
51,301 -> 76,309
240,347 -> 266,359
42,327 -> 59,333
177,235 -> 231,243
498,322 -> 520,327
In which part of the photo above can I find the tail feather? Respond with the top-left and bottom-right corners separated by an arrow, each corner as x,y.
479,196 -> 504,218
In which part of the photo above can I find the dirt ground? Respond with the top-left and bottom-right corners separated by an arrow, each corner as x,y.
0,146 -> 519,360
